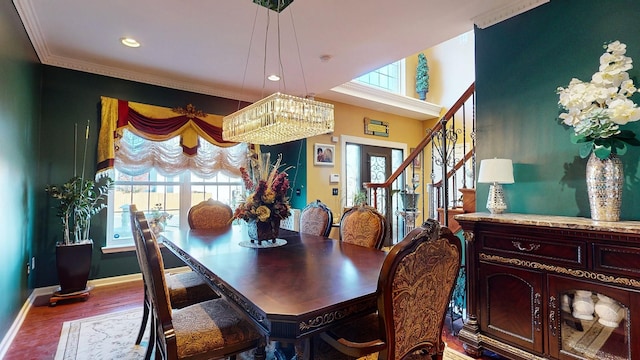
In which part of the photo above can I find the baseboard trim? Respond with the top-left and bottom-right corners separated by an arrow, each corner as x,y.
0,266 -> 190,358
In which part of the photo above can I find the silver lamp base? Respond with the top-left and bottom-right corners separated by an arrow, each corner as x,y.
486,183 -> 507,214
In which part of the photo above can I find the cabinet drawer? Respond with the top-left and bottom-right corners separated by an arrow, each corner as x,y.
593,243 -> 640,278
480,232 -> 585,267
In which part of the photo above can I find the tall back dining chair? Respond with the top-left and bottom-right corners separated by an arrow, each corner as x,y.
187,198 -> 233,229
131,209 -> 264,360
129,204 -> 156,360
339,204 -> 386,249
319,219 -> 462,360
299,199 -> 333,237
130,205 -> 220,359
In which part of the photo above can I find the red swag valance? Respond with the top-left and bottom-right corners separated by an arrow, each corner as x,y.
97,96 -> 239,176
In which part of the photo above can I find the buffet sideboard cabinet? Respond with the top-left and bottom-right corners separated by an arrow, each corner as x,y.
454,213 -> 640,360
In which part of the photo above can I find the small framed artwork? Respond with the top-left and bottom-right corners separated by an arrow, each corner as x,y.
410,148 -> 421,169
314,143 -> 335,166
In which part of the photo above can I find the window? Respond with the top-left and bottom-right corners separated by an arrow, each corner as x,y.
355,60 -> 405,95
106,169 -> 243,250
104,129 -> 247,251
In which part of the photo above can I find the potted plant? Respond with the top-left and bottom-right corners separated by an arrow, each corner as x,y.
415,53 -> 430,100
46,122 -> 112,295
353,190 -> 368,206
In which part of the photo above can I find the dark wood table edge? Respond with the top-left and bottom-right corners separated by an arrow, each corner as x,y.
161,233 -> 380,341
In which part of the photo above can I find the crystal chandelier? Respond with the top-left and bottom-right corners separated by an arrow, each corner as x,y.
222,0 -> 335,145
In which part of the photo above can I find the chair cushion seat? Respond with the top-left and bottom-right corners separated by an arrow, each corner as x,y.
166,271 -> 219,309
173,298 -> 262,359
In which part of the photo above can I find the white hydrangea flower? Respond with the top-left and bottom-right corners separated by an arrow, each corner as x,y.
608,98 -> 640,125
557,41 -> 640,159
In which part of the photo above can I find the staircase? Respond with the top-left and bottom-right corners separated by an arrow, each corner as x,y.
365,82 -> 476,240
364,83 -> 476,329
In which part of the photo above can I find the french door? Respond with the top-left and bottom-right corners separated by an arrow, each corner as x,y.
345,143 -> 404,244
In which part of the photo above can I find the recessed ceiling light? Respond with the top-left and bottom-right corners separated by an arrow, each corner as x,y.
267,74 -> 280,81
120,37 -> 140,48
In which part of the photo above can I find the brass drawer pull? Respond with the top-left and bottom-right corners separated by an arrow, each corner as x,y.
512,241 -> 540,252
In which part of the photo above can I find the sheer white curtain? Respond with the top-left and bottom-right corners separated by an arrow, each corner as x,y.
115,129 -> 248,178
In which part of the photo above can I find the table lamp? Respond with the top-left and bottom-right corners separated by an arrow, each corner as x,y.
477,158 -> 514,214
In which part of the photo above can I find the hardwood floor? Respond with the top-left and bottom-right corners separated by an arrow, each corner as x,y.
4,280 -> 144,360
4,280 -> 498,359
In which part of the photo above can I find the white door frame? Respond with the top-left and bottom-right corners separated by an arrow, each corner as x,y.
340,135 -> 408,206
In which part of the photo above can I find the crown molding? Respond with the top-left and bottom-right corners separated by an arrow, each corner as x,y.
473,0 -> 549,29
13,0 -> 254,103
42,55 -> 255,103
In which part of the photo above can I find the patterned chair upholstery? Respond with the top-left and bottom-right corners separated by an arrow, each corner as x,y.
299,199 -> 333,237
129,205 -> 219,360
318,219 -> 462,360
131,209 -> 264,360
339,204 -> 387,249
188,198 -> 233,229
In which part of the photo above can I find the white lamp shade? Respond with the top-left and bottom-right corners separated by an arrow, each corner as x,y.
478,158 -> 514,184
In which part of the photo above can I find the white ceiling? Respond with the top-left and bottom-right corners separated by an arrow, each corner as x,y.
13,0 -> 547,118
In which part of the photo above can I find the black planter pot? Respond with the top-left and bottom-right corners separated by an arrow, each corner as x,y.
55,240 -> 93,294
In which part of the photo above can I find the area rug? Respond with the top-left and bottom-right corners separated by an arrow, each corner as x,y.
55,307 -> 473,360
54,308 -> 148,360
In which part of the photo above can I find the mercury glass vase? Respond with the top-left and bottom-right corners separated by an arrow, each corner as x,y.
585,153 -> 623,221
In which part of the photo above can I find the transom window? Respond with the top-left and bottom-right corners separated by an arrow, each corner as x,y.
355,60 -> 405,95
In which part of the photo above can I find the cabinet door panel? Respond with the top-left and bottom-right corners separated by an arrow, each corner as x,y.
480,262 -> 544,353
548,275 -> 637,360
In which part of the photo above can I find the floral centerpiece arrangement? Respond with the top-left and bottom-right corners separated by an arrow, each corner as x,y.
233,152 -> 292,243
557,40 -> 640,159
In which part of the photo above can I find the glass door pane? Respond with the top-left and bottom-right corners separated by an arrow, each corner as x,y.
550,276 -> 631,360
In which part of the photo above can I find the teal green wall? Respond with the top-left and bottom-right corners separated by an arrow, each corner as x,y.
35,66 -> 259,287
0,1 -> 41,337
262,139 -> 308,210
475,0 -> 640,220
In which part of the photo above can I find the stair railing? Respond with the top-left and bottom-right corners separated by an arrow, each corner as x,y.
365,83 -> 475,243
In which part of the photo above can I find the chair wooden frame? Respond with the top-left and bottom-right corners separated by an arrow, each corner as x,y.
132,209 -> 264,360
131,205 -> 220,360
339,204 -> 387,249
320,219 -> 462,359
299,199 -> 333,237
129,205 -> 156,360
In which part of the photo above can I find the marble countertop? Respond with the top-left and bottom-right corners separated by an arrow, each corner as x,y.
454,212 -> 640,235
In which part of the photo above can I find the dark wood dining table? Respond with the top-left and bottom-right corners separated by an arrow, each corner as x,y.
160,224 -> 387,359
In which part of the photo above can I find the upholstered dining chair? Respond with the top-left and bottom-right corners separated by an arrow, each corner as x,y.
299,199 -> 333,237
131,209 -> 265,360
339,204 -> 387,249
317,219 -> 462,360
187,198 -> 233,229
129,205 -> 219,360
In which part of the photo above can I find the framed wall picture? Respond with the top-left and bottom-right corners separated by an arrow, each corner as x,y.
314,143 -> 335,166
410,147 -> 421,169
